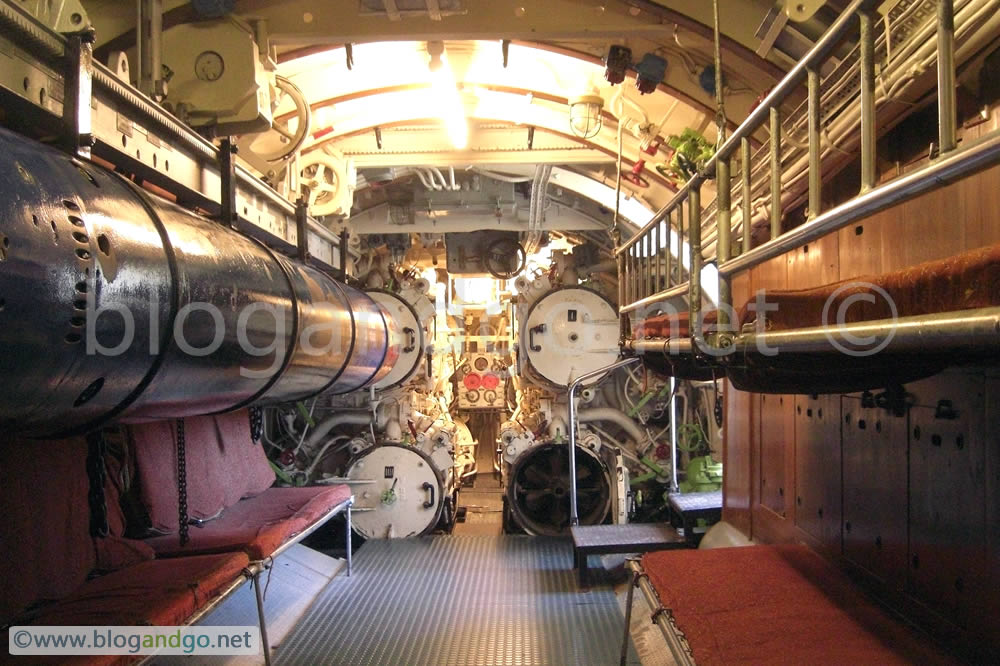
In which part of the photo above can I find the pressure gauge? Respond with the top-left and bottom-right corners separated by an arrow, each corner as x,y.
194,51 -> 225,82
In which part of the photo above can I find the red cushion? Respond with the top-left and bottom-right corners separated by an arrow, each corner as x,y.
0,436 -> 97,625
17,552 -> 249,628
641,545 -> 955,665
129,418 -> 226,532
212,410 -> 276,504
128,411 -> 275,534
146,485 -> 352,560
753,242 -> 1000,332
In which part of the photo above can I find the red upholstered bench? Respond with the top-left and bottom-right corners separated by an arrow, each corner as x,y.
0,435 -> 252,666
126,409 -> 354,663
627,545 -> 957,665
126,409 -> 353,563
145,485 -> 353,559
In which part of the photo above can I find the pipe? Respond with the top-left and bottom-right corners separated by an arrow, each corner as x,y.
304,434 -> 350,480
301,409 -> 385,457
669,376 -> 678,492
734,306 -> 1000,355
448,166 -> 458,190
568,356 -> 641,526
578,408 -> 650,449
470,167 -> 531,183
416,168 -> 440,190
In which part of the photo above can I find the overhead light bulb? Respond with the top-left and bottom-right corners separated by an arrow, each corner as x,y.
428,51 -> 468,149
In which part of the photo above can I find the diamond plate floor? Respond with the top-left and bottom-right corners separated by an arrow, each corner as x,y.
274,535 -> 640,665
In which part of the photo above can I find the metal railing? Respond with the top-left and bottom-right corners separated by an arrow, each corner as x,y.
614,0 -> 1000,347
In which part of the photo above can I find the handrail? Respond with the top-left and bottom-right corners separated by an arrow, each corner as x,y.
718,130 -> 1000,277
567,357 -> 641,526
616,0 -> 979,335
617,0 -> 875,255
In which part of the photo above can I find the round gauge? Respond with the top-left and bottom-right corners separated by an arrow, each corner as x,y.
194,51 -> 225,82
473,356 -> 490,371
481,373 -> 500,390
465,390 -> 480,403
463,373 -> 482,390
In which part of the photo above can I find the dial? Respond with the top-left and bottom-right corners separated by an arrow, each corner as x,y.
194,51 -> 225,82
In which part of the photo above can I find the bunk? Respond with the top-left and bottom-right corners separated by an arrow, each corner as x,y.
0,436 -> 250,666
126,411 -> 353,562
123,410 -> 354,663
614,0 -> 1000,398
0,411 -> 353,665
623,545 -> 958,666
630,241 -> 1000,392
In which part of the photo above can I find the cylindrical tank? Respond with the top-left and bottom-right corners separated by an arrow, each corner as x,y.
0,127 -> 398,436
520,286 -> 621,388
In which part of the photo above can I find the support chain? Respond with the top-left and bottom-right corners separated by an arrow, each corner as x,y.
176,418 -> 189,546
249,406 -> 264,442
85,430 -> 109,538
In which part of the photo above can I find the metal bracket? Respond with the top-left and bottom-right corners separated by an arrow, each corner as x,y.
861,384 -> 909,417
219,137 -> 238,227
934,399 -> 959,420
295,197 -> 310,262
63,29 -> 95,158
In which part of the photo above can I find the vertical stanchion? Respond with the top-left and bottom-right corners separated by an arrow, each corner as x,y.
937,0 -> 956,154
769,107 -> 782,239
807,68 -> 822,219
688,186 -> 702,343
741,137 -> 752,254
666,211 -> 674,287
717,157 -> 732,331
859,8 -> 876,191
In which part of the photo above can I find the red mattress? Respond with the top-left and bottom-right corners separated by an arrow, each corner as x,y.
145,484 -> 353,560
758,243 -> 1000,331
1,553 -> 248,666
641,545 -> 956,665
631,242 -> 1000,338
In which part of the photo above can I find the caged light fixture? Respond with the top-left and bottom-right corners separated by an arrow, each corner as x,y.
568,94 -> 605,139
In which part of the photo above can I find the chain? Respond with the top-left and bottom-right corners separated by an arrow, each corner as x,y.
85,430 -> 109,538
176,418 -> 189,546
249,406 -> 264,443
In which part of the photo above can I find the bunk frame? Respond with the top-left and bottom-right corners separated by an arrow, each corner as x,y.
616,0 -> 1000,363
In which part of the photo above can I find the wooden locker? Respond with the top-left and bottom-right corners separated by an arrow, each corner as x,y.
908,403 -> 986,626
759,393 -> 792,517
794,394 -> 842,552
842,395 -> 908,588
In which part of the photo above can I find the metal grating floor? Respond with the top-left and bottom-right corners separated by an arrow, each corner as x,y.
274,535 -> 639,665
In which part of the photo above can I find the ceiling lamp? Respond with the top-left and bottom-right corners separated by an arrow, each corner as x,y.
426,40 -> 445,71
568,94 -> 604,139
425,42 -> 468,149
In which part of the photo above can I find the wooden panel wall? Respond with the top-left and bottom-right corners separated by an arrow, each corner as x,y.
985,371 -> 1000,644
841,396 -> 909,589
793,394 -> 841,553
720,162 -> 1000,653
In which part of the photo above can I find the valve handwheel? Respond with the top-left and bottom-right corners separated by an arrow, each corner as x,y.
485,238 -> 527,279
